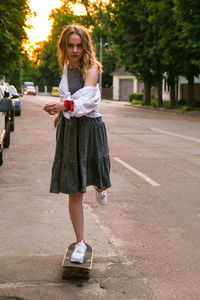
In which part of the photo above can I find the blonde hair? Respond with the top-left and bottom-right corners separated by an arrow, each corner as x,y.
58,24 -> 102,75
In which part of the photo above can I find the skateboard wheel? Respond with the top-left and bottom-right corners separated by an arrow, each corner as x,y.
62,270 -> 68,279
84,272 -> 90,280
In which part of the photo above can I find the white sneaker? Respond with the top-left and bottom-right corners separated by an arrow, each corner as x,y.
70,240 -> 87,264
96,190 -> 108,205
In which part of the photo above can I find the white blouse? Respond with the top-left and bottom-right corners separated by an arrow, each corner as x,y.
59,64 -> 101,119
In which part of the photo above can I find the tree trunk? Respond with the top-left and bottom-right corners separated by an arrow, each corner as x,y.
187,75 -> 195,107
144,80 -> 151,105
167,72 -> 176,106
175,76 -> 179,103
157,77 -> 163,106
170,79 -> 176,106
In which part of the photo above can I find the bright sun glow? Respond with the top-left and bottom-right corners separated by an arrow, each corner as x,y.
25,0 -> 109,51
25,0 -> 62,47
69,3 -> 87,15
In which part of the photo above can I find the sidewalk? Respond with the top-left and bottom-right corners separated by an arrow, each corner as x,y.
128,103 -> 200,118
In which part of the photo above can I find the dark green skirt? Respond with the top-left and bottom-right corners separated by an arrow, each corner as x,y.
50,114 -> 111,195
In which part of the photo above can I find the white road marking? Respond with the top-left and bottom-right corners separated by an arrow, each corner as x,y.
113,157 -> 160,187
150,127 -> 200,143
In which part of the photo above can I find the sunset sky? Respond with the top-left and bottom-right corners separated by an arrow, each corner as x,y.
25,0 -> 62,45
25,0 -> 88,46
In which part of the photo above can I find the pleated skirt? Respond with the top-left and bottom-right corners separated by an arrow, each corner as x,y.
50,114 -> 111,195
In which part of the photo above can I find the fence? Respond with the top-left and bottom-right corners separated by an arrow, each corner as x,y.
181,83 -> 200,104
35,86 -> 114,99
102,87 -> 113,99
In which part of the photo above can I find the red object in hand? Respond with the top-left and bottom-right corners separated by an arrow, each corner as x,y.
64,100 -> 74,112
64,100 -> 70,111
70,100 -> 74,112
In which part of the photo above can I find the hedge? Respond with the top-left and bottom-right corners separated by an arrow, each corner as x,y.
129,93 -> 143,102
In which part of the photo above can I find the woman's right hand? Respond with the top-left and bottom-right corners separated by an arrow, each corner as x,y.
43,102 -> 65,115
54,114 -> 59,128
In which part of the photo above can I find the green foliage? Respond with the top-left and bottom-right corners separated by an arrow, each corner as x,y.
107,0 -> 200,108
163,102 -> 174,109
4,0 -> 117,89
151,99 -> 158,107
38,40 -> 61,87
129,94 -> 134,102
0,0 -> 30,79
35,0 -> 117,88
131,100 -> 144,105
129,93 -> 143,102
92,20 -> 117,88
181,105 -> 191,111
101,48 -> 117,87
21,51 -> 40,86
134,93 -> 143,101
107,0 -> 152,81
37,3 -> 84,86
107,0 -> 166,105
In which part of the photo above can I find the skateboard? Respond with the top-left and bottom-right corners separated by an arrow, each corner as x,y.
62,242 -> 93,280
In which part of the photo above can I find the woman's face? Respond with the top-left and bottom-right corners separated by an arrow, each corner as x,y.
66,33 -> 84,65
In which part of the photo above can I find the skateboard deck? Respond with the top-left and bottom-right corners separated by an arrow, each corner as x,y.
62,242 -> 93,280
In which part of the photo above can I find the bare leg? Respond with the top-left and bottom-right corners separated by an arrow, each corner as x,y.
68,193 -> 84,243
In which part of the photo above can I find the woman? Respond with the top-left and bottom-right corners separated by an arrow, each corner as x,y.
43,24 -> 111,264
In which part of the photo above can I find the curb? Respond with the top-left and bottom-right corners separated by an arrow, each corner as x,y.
126,104 -> 200,118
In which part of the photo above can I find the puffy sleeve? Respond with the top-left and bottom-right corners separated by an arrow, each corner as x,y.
63,85 -> 101,118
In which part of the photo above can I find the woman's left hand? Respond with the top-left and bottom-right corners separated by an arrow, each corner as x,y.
43,102 -> 65,115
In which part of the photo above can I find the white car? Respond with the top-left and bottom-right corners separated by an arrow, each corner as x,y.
24,85 -> 36,96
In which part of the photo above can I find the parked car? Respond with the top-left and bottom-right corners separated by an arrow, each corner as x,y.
8,85 -> 21,116
24,85 -> 36,96
52,86 -> 59,96
23,81 -> 34,90
0,90 -> 12,165
0,85 -> 15,131
23,81 -> 34,95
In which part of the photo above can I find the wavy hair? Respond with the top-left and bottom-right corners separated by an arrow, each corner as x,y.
58,24 -> 102,75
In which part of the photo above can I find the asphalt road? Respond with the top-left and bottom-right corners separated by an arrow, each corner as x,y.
0,95 -> 200,300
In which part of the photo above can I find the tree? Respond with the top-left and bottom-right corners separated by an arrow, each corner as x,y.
0,0 -> 30,80
107,0 -> 164,105
36,2 -> 86,87
173,0 -> 200,106
148,0 -> 200,107
108,0 -> 200,107
38,40 -> 61,87
90,5 -> 117,87
37,0 -> 117,88
145,0 -> 180,106
20,51 -> 40,86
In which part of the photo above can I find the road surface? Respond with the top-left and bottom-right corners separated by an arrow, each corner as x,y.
0,95 -> 200,300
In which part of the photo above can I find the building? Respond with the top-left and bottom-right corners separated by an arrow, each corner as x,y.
163,75 -> 200,104
112,67 -> 144,101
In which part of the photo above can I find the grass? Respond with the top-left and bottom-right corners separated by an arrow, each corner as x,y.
131,100 -> 144,105
131,98 -> 200,113
181,105 -> 191,112
163,102 -> 175,109
151,99 -> 158,107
